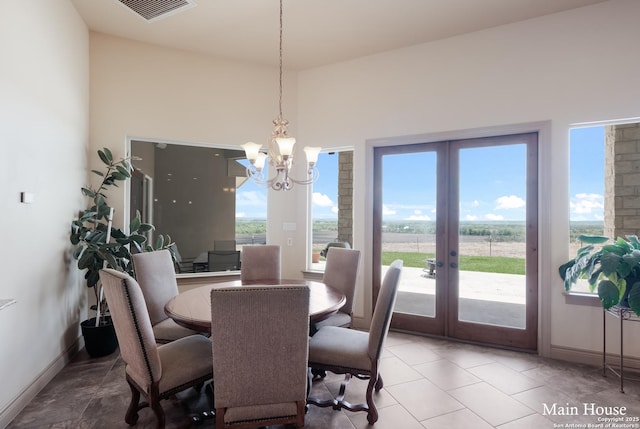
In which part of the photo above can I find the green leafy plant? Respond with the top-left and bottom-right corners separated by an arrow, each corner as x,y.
559,234 -> 640,316
70,147 -> 173,325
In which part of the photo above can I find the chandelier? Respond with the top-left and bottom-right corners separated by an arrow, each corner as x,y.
242,0 -> 320,191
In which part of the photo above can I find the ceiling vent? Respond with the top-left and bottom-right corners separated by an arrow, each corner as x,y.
117,0 -> 197,22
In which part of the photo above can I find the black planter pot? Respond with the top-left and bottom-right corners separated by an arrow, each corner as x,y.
81,316 -> 118,358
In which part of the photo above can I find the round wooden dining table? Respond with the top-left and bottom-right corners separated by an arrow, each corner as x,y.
164,279 -> 346,334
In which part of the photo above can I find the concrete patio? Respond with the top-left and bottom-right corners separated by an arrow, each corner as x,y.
393,266 -> 527,329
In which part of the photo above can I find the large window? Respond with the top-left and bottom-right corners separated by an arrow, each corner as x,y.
569,126 -> 605,293
130,140 -> 267,273
310,150 -> 352,269
568,121 -> 640,293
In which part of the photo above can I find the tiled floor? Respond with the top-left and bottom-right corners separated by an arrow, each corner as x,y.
9,331 -> 640,429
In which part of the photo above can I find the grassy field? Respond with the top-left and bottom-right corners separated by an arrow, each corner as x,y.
381,251 -> 525,275
248,219 -> 600,276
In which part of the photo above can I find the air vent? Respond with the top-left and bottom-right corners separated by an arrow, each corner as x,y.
117,0 -> 196,22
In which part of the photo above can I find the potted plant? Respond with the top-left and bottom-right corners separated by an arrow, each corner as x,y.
559,234 -> 640,316
70,147 -> 173,357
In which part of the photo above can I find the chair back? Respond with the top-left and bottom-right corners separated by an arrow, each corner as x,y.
169,243 -> 193,273
211,285 -> 309,425
132,249 -> 178,325
322,247 -> 361,315
368,260 -> 403,362
240,245 -> 281,281
99,268 -> 161,389
207,250 -> 241,271
214,239 -> 237,251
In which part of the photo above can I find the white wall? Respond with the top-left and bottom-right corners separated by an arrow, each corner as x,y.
0,1 -> 89,425
297,0 -> 640,360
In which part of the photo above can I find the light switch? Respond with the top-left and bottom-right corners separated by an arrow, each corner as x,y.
20,192 -> 35,204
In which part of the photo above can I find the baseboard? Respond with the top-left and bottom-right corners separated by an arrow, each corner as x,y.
0,337 -> 82,428
550,344 -> 640,371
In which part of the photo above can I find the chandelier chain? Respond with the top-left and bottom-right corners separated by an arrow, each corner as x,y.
278,0 -> 283,120
242,0 -> 320,191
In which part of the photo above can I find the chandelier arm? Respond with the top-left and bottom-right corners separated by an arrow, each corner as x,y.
286,166 -> 320,185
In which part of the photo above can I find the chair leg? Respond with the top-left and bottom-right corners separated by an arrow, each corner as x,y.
148,385 -> 166,429
375,373 -> 384,391
125,379 -> 141,425
365,376 -> 379,424
215,408 -> 225,429
296,400 -> 306,428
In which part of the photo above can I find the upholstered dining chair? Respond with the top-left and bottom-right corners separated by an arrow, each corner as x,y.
314,247 -> 361,329
132,249 -> 201,343
240,245 -> 281,281
307,259 -> 403,425
210,285 -> 310,429
99,268 -> 213,429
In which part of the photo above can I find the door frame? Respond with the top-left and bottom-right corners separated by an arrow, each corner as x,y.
368,122 -> 551,353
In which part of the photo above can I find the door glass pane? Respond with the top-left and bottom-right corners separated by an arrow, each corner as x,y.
381,151 -> 437,317
457,144 -> 527,329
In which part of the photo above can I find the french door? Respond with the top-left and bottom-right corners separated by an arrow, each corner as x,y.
373,133 -> 538,351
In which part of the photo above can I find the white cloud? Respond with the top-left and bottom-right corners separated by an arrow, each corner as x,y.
382,205 -> 397,216
406,214 -> 431,221
313,192 -> 334,207
465,214 -> 478,221
331,206 -> 339,214
485,213 -> 505,220
236,211 -> 245,218
471,200 -> 480,208
495,195 -> 525,210
406,209 -> 431,220
571,193 -> 604,214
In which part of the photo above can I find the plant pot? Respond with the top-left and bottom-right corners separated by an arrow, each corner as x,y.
312,252 -> 320,263
81,316 -> 118,358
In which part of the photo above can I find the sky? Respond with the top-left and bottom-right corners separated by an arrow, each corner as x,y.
236,127 -> 605,222
569,126 -> 605,222
381,144 -> 530,222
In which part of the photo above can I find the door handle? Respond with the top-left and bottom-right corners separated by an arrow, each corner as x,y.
450,262 -> 458,269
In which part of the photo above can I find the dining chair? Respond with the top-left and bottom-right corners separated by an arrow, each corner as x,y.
210,285 -> 310,428
132,249 -> 201,343
307,259 -> 403,425
99,268 -> 213,429
240,245 -> 281,281
207,250 -> 241,272
314,247 -> 361,329
168,243 -> 194,273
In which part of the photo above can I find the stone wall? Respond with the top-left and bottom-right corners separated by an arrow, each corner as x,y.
605,123 -> 640,239
337,151 -> 354,245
